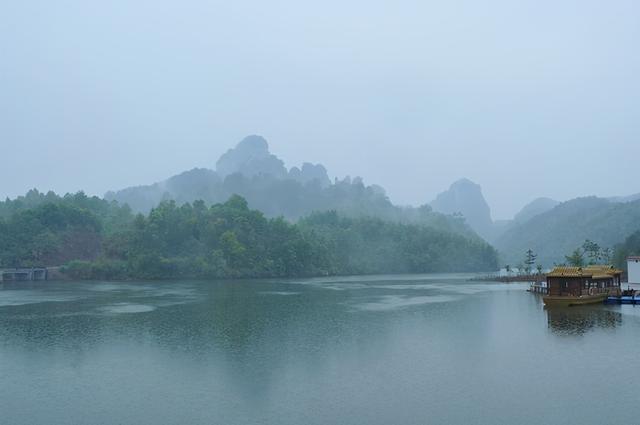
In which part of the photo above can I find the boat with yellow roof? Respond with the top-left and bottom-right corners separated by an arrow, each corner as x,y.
543,265 -> 623,307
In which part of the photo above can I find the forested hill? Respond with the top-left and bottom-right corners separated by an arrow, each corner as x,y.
614,230 -> 640,268
104,135 -> 474,238
0,191 -> 498,279
0,191 -> 133,267
494,197 -> 640,266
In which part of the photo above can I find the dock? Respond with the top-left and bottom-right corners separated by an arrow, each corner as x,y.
0,268 -> 48,282
605,289 -> 640,305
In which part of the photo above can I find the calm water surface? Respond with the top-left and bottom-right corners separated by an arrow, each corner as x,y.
1,274 -> 639,425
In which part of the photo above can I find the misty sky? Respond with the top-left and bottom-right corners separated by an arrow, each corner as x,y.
1,0 -> 639,219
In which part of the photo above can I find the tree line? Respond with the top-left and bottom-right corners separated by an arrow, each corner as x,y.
0,191 -> 499,279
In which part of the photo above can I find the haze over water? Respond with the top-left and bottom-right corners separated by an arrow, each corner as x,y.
1,275 -> 638,425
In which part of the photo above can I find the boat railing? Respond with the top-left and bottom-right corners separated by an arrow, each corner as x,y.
579,288 -> 612,296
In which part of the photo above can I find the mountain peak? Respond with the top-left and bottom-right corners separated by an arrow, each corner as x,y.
430,178 -> 492,239
235,135 -> 269,154
216,135 -> 287,179
450,178 -> 481,189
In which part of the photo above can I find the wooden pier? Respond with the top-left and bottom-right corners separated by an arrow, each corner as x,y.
0,268 -> 48,282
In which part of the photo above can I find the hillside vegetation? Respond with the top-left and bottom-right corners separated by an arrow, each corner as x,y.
495,197 -> 640,266
0,191 -> 133,267
614,230 -> 640,268
0,191 -> 498,279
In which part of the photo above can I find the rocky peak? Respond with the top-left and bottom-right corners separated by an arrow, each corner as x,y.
430,178 -> 493,239
216,135 -> 287,179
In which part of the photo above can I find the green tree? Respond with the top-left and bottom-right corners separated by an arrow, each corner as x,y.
565,249 -> 585,267
582,239 -> 601,265
1,191 -> 500,280
524,249 -> 537,274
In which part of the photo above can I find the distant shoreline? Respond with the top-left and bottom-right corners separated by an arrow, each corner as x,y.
470,273 -> 545,283
1,269 -> 498,284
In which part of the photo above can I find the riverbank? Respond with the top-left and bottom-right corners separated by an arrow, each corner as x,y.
470,273 -> 545,283
2,265 -> 498,284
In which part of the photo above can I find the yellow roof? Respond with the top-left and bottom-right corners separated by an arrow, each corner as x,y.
547,266 -> 587,277
547,265 -> 622,278
584,265 -> 624,275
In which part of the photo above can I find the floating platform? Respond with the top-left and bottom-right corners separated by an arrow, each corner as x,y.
605,289 -> 640,304
605,296 -> 640,305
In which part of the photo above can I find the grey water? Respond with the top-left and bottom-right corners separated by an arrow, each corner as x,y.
1,274 -> 639,425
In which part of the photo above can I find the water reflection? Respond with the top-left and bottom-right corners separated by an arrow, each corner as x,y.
546,306 -> 622,335
3,278 -> 640,425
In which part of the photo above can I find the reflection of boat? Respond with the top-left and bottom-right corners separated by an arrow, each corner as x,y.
543,293 -> 608,307
546,305 -> 621,335
542,266 -> 623,307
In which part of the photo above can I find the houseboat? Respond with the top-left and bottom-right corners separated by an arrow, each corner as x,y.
543,265 -> 623,307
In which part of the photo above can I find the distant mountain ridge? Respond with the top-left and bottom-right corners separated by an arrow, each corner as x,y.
494,197 -> 640,266
513,197 -> 559,224
105,136 -> 640,267
106,136 -> 333,214
428,178 -> 640,265
607,193 -> 640,204
104,168 -> 221,214
105,135 -> 477,239
428,180 -> 559,242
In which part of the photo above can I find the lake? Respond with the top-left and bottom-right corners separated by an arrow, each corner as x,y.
1,274 -> 639,425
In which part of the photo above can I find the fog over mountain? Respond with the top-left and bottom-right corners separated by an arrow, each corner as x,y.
216,135 -> 288,180
429,179 -> 493,240
13,125 -> 638,267
429,180 -> 560,242
102,133 -> 640,257
2,0 -> 639,219
513,198 -> 559,223
2,0 -> 639,272
3,4 -> 640,423
105,136 -> 475,238
607,193 -> 640,204
428,178 -> 640,260
105,135 -> 336,214
495,197 -> 640,266
216,135 -> 331,187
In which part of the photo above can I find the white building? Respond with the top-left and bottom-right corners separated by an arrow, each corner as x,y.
628,256 -> 640,284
